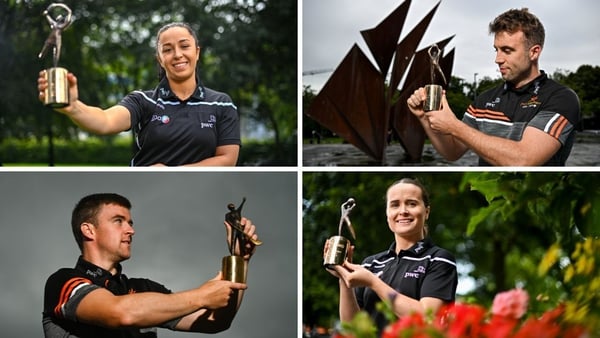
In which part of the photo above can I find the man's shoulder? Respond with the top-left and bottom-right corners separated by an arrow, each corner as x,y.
45,267 -> 90,289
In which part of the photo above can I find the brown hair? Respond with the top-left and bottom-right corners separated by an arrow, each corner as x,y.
72,193 -> 131,251
489,8 -> 545,48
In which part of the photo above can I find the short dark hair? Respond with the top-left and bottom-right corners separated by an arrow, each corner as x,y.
489,8 -> 545,48
71,193 -> 131,251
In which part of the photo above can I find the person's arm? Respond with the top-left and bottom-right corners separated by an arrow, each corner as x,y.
75,273 -> 246,329
407,88 -> 469,161
174,216 -> 259,332
338,262 -> 444,318
409,89 -> 561,165
174,275 -> 247,333
38,71 -> 131,134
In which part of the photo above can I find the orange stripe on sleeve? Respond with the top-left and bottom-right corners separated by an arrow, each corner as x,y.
53,277 -> 92,318
549,116 -> 567,139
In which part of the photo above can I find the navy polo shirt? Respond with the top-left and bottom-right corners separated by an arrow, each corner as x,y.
463,71 -> 580,166
119,77 -> 241,166
355,238 -> 457,334
42,256 -> 179,338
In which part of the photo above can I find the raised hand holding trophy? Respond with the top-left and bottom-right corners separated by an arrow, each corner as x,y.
323,198 -> 356,268
423,44 -> 447,112
38,3 -> 72,108
222,198 -> 262,283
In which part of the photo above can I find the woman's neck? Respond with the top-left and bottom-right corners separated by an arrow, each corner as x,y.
394,234 -> 424,253
168,76 -> 197,100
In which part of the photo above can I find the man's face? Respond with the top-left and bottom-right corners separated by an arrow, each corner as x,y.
92,203 -> 135,262
493,30 -> 540,88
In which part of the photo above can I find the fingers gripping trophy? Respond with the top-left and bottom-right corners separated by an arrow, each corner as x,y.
222,198 -> 263,283
323,198 -> 357,268
38,3 -> 72,108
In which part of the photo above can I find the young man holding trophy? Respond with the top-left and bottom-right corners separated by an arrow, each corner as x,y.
43,193 -> 260,337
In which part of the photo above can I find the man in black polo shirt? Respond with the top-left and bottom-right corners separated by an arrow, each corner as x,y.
43,193 -> 260,337
327,179 -> 457,336
407,8 -> 580,166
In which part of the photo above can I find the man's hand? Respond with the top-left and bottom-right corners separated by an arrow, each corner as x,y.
224,217 -> 259,260
198,272 -> 247,310
425,93 -> 459,135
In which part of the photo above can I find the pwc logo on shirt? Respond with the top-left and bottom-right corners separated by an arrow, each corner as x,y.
201,114 -> 216,129
404,265 -> 426,279
151,114 -> 171,124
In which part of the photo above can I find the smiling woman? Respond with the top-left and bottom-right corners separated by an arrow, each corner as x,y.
37,22 -> 241,166
325,178 -> 458,336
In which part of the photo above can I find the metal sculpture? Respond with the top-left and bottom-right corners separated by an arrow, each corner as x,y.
306,0 -> 455,163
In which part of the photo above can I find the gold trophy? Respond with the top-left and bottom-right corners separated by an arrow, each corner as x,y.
38,3 -> 72,108
222,198 -> 262,283
423,44 -> 447,112
323,198 -> 356,268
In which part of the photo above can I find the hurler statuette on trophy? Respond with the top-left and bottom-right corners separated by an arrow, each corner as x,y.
323,198 -> 356,268
222,198 -> 262,283
423,44 -> 447,112
38,3 -> 72,108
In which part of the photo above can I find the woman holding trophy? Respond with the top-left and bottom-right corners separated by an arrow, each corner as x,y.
37,21 -> 240,166
324,178 -> 458,335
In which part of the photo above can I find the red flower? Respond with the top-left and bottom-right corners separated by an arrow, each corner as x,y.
436,303 -> 486,338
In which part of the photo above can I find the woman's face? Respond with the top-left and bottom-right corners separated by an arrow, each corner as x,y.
156,26 -> 200,82
386,182 -> 430,239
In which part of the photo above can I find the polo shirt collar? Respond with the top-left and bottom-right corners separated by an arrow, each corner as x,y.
503,70 -> 547,95
155,75 -> 206,101
75,256 -> 123,285
387,237 -> 433,257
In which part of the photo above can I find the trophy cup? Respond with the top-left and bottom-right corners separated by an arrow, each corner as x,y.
222,197 -> 263,283
38,3 -> 72,108
423,44 -> 447,112
323,198 -> 356,268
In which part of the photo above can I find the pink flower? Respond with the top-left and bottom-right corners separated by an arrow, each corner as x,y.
491,288 -> 529,320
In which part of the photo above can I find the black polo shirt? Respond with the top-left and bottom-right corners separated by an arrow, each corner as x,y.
355,238 -> 457,335
463,71 -> 580,166
43,256 -> 179,338
119,77 -> 241,166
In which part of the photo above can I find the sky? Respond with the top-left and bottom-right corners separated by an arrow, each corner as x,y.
302,0 -> 600,91
0,171 -> 297,338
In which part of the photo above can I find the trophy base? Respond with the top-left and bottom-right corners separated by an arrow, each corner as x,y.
43,67 -> 69,108
323,235 -> 349,268
423,84 -> 442,112
222,255 -> 247,283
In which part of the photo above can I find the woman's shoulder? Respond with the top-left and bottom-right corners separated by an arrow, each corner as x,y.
428,244 -> 456,263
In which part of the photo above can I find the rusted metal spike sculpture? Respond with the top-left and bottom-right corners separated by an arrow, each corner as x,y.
360,0 -> 411,76
307,45 -> 387,160
306,0 -> 454,163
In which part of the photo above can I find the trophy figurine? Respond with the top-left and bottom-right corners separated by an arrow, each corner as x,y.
38,3 -> 72,108
323,198 -> 356,268
222,197 -> 262,283
423,44 -> 447,112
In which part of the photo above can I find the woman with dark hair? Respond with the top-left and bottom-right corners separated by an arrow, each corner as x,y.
325,178 -> 458,336
37,22 -> 240,166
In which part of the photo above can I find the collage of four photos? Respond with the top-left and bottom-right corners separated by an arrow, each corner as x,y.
0,1 -> 599,337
